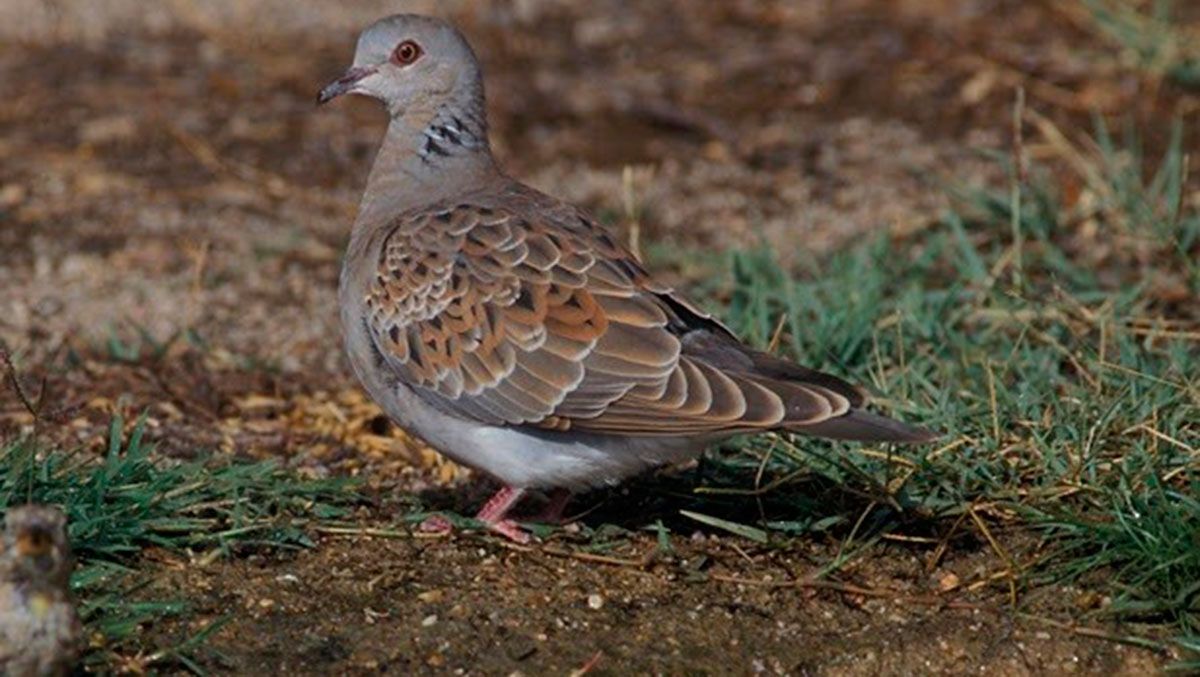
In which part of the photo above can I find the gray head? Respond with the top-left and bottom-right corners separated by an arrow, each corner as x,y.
318,14 -> 485,120
2,505 -> 73,588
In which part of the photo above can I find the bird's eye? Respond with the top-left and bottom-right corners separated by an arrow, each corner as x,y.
392,40 -> 423,66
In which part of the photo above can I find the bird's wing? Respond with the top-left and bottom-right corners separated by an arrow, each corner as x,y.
362,189 -> 925,440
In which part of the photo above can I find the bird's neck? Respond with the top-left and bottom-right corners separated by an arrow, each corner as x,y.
357,99 -> 500,224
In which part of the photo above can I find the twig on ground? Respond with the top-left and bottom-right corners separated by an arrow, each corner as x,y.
0,345 -> 41,421
708,574 -> 981,610
542,545 -> 655,569
967,505 -> 1019,608
1016,613 -> 1168,651
312,526 -> 413,539
568,650 -> 604,677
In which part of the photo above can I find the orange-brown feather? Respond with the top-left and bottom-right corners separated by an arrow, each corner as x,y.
363,185 -> 926,441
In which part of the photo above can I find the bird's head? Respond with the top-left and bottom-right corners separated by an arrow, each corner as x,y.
317,14 -> 484,118
3,505 -> 72,587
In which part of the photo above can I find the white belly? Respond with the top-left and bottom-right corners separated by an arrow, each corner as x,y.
369,372 -> 704,490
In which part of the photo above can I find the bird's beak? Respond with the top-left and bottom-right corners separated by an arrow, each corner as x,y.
317,66 -> 375,105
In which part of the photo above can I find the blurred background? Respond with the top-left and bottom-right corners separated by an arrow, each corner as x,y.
2,0 -> 1154,372
2,0 -> 1195,371
1,1 -> 1198,673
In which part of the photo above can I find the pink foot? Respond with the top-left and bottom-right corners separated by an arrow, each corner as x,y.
476,486 -> 532,543
532,488 -> 572,524
418,514 -> 453,535
489,519 -> 532,544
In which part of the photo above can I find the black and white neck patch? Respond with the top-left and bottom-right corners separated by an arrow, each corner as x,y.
420,107 -> 485,162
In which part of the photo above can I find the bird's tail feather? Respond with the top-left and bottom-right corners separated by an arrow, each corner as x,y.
794,409 -> 939,444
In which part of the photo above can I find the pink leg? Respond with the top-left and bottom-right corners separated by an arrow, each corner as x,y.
476,486 -> 530,543
532,488 -> 572,524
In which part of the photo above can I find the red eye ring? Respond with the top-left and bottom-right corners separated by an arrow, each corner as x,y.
392,40 -> 423,66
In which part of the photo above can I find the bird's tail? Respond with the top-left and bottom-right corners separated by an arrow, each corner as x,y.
792,408 -> 939,444
744,349 -> 939,444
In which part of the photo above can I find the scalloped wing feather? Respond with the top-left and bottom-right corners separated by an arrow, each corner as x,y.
363,185 -> 923,440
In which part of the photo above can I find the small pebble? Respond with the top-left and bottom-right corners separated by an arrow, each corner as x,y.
587,594 -> 604,610
418,589 -> 445,603
937,572 -> 960,592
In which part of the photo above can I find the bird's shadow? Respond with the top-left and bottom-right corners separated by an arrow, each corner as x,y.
410,456 -> 911,542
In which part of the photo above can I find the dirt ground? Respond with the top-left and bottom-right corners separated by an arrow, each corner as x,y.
1,0 -> 1194,673
146,529 -> 1159,675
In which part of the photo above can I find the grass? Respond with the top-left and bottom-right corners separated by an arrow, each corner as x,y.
1083,0 -> 1200,88
0,413 -> 360,673
645,114 -> 1198,661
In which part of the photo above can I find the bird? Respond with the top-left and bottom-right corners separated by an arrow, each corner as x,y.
318,14 -> 937,543
0,505 -> 83,677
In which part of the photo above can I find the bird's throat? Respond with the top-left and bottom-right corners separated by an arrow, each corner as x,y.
358,104 -> 498,222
